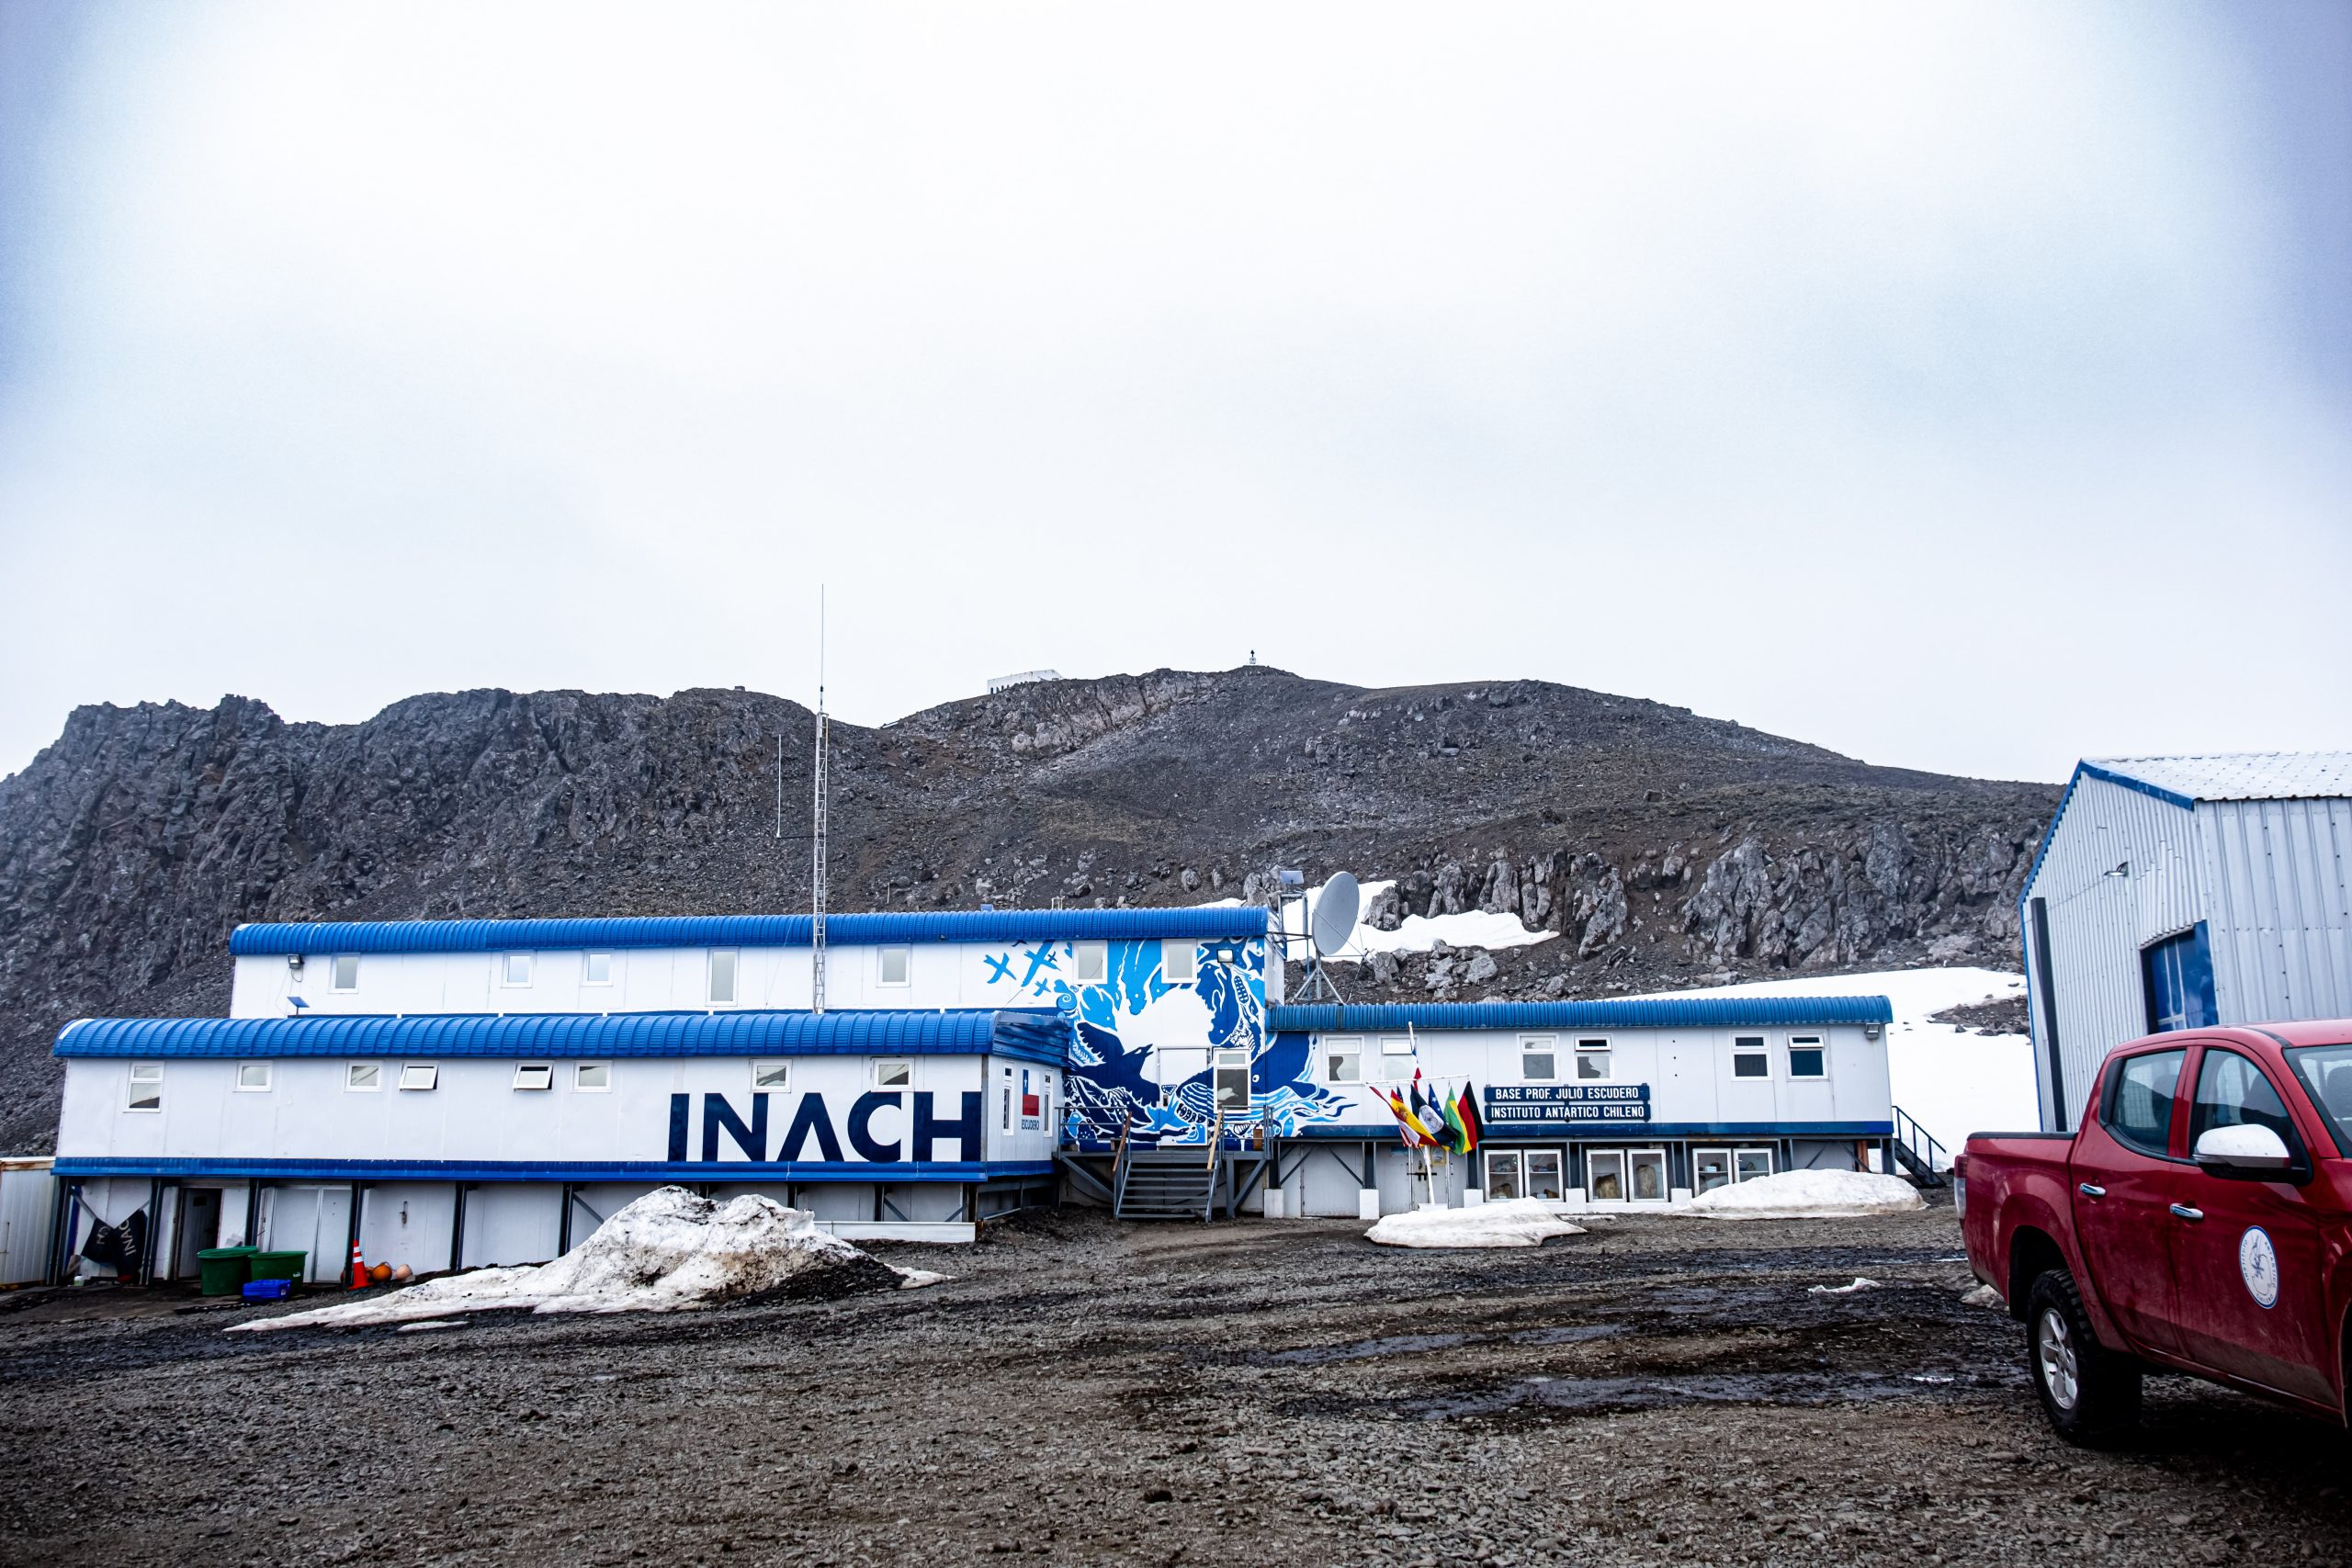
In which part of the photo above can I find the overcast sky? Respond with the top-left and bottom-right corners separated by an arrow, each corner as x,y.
1,2 -> 2345,786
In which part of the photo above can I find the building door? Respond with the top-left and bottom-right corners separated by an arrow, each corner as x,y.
174,1189 -> 221,1278
265,1186 -> 353,1283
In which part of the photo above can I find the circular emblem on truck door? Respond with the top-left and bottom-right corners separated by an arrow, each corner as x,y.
2239,1226 -> 2279,1309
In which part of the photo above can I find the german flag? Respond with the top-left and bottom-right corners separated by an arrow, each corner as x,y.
1454,1082 -> 1484,1154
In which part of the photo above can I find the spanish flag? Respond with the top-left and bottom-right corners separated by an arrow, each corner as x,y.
1385,1086 -> 1437,1147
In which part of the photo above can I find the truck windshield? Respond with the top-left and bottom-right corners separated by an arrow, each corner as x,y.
2284,1045 -> 2352,1157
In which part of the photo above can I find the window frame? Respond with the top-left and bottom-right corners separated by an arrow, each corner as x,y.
1731,1035 -> 1770,1079
1213,1047 -> 1251,1110
346,1062 -> 383,1093
512,1063 -> 555,1092
1483,1148 -> 1524,1201
1523,1148 -> 1566,1202
1162,939 -> 1198,985
707,949 -> 739,1007
500,952 -> 534,988
1574,1037 -> 1612,1080
752,1060 -> 791,1091
1324,1035 -> 1364,1084
398,1063 -> 438,1092
876,945 -> 912,987
1692,1146 -> 1734,1194
1786,1034 -> 1827,1080
574,1062 -> 612,1092
1379,1035 -> 1415,1077
1734,1146 -> 1776,1182
872,1057 -> 913,1090
2098,1045 -> 2190,1161
582,951 -> 615,987
234,1061 -> 273,1093
1072,941 -> 1108,985
125,1062 -> 164,1112
330,954 -> 360,993
1520,1034 -> 1559,1082
2187,1046 -> 2304,1164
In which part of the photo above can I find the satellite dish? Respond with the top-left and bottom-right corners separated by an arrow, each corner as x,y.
1309,872 -> 1361,957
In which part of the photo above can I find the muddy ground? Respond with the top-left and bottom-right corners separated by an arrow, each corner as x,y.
3,1201 -> 2346,1567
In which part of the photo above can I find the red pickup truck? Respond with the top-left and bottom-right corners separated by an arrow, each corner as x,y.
1959,1020 -> 2352,1444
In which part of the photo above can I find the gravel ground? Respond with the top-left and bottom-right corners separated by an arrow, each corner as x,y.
3,1201 -> 2347,1567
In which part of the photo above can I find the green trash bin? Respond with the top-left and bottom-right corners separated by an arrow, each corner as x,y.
197,1247 -> 258,1297
246,1250 -> 307,1284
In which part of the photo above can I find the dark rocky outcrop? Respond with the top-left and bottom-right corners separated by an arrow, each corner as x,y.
0,668 -> 2057,1149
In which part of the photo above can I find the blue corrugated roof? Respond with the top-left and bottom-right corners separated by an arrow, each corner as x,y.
1266,995 -> 1894,1032
55,1009 -> 1072,1066
228,908 -> 1271,957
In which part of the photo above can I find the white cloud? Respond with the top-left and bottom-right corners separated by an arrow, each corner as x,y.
2,2 -> 2345,780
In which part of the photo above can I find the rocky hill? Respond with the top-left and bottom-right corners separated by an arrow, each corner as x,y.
0,668 -> 2058,1150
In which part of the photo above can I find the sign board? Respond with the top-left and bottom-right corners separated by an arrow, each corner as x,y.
1482,1083 -> 1651,1125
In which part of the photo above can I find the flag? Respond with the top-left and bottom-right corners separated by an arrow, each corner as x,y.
1385,1086 -> 1436,1147
1455,1082 -> 1484,1154
1436,1088 -> 1469,1156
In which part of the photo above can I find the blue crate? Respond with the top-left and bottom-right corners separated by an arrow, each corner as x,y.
241,1278 -> 294,1302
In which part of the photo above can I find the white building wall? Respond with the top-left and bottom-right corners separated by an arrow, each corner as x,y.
0,1164 -> 57,1285
2199,796 -> 2352,1024
2023,775 -> 2205,1130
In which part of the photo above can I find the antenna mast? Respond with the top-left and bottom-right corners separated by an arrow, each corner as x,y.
811,588 -> 830,1014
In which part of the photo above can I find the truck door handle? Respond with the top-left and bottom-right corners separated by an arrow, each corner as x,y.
2078,1184 -> 2106,1199
2170,1204 -> 2204,1222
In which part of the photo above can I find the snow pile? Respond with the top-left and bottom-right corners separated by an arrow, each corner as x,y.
1632,966 -> 2038,1167
231,1188 -> 888,1332
1365,1198 -> 1585,1249
1687,1168 -> 1925,1220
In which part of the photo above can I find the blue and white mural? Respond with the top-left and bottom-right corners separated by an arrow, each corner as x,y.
979,935 -> 1349,1148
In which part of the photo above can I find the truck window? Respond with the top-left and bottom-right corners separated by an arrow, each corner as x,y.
2286,1044 -> 2352,1156
2189,1050 -> 2301,1157
2102,1048 -> 2186,1157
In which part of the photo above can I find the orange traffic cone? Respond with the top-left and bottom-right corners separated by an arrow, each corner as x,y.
347,1240 -> 368,1290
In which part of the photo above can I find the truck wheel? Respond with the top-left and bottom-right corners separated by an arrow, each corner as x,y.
2025,1269 -> 2141,1445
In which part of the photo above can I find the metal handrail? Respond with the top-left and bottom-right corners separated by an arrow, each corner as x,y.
1892,1105 -> 1947,1172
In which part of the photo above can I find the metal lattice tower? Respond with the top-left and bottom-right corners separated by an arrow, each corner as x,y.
810,590 -> 829,1014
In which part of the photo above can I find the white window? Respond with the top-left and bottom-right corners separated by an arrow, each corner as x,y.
398,1063 -> 438,1092
1325,1036 -> 1364,1083
1521,1035 -> 1559,1081
752,1060 -> 791,1090
583,952 -> 614,986
575,1062 -> 610,1091
877,945 -> 911,987
1380,1035 -> 1414,1075
235,1061 -> 273,1092
1001,1066 -> 1015,1132
1162,940 -> 1197,984
1484,1149 -> 1523,1201
346,1062 -> 382,1092
331,954 -> 360,992
126,1062 -> 163,1111
513,1063 -> 554,1091
1586,1147 -> 1668,1202
1736,1147 -> 1776,1181
708,950 -> 738,1005
1525,1149 -> 1565,1201
1732,1035 -> 1770,1078
1214,1049 -> 1250,1109
1575,1038 -> 1612,1080
1693,1147 -> 1733,1194
873,1058 -> 912,1089
1072,942 -> 1107,984
1788,1035 -> 1826,1079
502,953 -> 533,987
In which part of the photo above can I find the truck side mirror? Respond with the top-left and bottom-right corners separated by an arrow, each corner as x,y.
2192,1123 -> 2301,1180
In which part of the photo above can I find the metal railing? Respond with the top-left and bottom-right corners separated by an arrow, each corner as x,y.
1891,1105 -> 1948,1188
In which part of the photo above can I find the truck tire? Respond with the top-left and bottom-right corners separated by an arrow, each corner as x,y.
2025,1269 -> 2141,1445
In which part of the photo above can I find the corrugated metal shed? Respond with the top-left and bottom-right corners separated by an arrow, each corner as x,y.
2087,752 -> 2352,805
54,1008 -> 1073,1066
2021,750 -> 2352,1131
1266,996 -> 1893,1033
228,907 -> 1272,957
